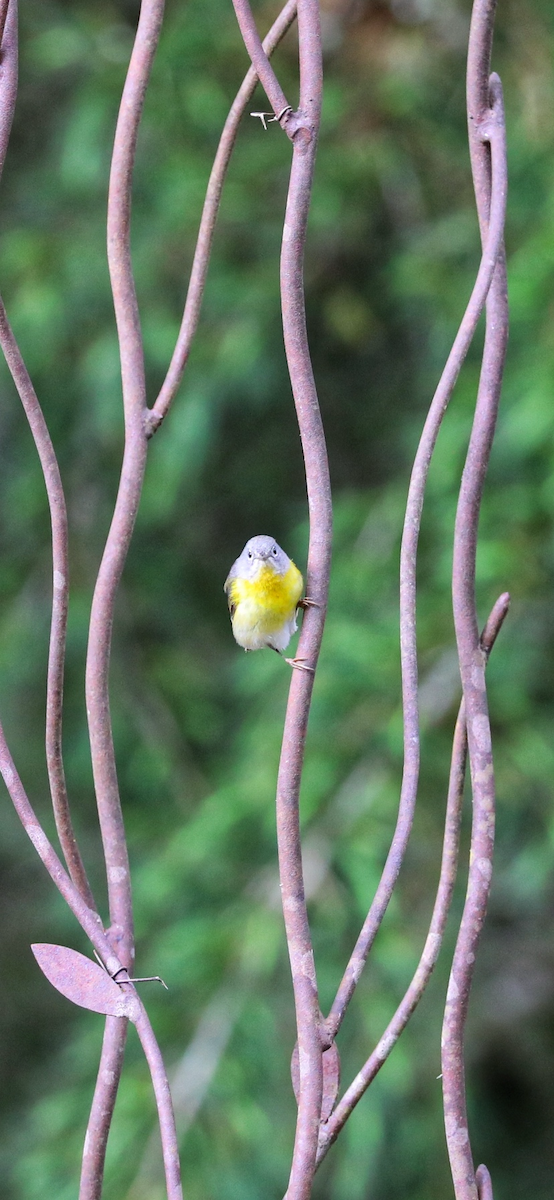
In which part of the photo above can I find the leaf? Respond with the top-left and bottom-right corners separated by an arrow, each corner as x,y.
31,944 -> 140,1021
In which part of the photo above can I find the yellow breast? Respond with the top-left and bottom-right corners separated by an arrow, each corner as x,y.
229,561 -> 303,652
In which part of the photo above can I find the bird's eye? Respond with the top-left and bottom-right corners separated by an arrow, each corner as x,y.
247,551 -> 253,559
272,546 -> 278,556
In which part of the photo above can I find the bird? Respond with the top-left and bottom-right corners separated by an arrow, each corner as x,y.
224,535 -> 314,670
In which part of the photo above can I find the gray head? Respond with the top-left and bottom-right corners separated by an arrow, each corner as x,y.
232,535 -> 291,579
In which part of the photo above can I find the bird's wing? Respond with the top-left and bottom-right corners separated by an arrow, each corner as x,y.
224,571 -> 236,618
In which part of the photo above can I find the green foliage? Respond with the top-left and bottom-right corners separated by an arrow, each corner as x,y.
1,1 -> 554,1198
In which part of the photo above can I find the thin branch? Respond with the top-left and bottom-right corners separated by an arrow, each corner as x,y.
85,0 -> 165,965
0,0 -> 17,180
0,299 -> 95,907
0,0 -> 94,905
83,3 -> 170,1195
0,0 -> 11,50
442,2 -> 508,1195
135,1009 -> 184,1200
0,720 -> 123,974
476,1164 -> 494,1200
230,0 -> 292,126
275,2 -> 329,1198
0,712 -> 182,1200
325,74 -> 507,1042
79,1017 -> 127,1200
146,0 -> 298,437
317,593 -> 509,1166
128,984 -> 244,1195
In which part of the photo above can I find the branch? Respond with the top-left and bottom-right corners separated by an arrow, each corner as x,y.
79,1018 -> 127,1200
0,696 -> 182,1200
0,300 -> 96,907
317,593 -> 509,1166
230,0 -> 292,127
442,3 -> 508,1196
325,73 -> 507,1042
0,2 -> 95,907
85,0 -> 165,964
82,4 -> 179,1196
476,1164 -> 494,1200
272,2 -> 330,1197
135,1008 -> 184,1200
0,721 -> 121,972
146,0 -> 297,436
0,0 -> 17,180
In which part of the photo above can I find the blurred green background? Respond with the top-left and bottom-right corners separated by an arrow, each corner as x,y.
0,0 -> 553,1196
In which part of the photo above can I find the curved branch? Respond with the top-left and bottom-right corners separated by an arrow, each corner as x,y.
0,0 -> 17,183
0,720 -> 123,973
146,0 -> 298,437
442,5 -> 508,1196
135,1009 -> 184,1200
0,0 -> 93,908
0,299 -> 95,907
0,716 -> 182,1200
476,1164 -> 494,1200
86,0 -> 165,971
83,3 -> 169,1195
326,75 -> 507,1041
230,0 -> 292,125
275,3 -> 329,1198
79,1017 -> 127,1200
317,593 -> 509,1166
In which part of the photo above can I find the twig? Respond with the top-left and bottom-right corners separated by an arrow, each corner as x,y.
83,3 -> 180,1197
135,1008 -> 184,1200
0,299 -> 96,907
146,0 -> 298,437
0,721 -> 121,973
272,2 -> 330,1197
0,0 -> 17,179
442,1 -> 508,1195
325,72 -> 507,1043
128,985 -> 244,1194
0,1 -> 95,907
476,1164 -> 494,1200
0,716 -> 183,1199
230,0 -> 292,129
0,0 -> 11,53
79,1018 -> 127,1200
86,0 -> 165,967
1,734 -> 183,1200
317,593 -> 509,1166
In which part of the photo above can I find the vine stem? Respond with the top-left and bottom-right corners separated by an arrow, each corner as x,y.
317,594 -> 509,1165
147,0 -> 298,436
230,0 -> 292,125
0,1 -> 95,906
442,2 -> 509,1196
0,0 -> 17,176
0,299 -> 95,907
82,3 -> 182,1198
326,67 -> 507,1043
273,1 -> 331,1196
85,0 -> 166,968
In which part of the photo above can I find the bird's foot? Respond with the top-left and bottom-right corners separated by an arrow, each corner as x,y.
298,597 -> 319,610
285,656 -> 315,673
